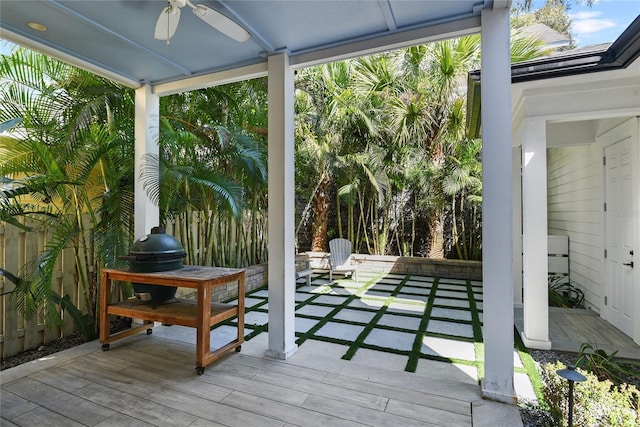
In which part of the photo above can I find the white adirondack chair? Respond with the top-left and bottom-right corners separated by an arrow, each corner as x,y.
328,238 -> 357,282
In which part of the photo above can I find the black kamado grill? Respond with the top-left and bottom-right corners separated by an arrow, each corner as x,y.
120,227 -> 186,302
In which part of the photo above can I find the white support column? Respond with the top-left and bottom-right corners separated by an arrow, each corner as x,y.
513,145 -> 523,307
134,84 -> 159,238
521,118 -> 552,349
266,52 -> 298,359
480,7 -> 516,404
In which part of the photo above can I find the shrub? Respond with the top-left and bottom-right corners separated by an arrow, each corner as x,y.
541,361 -> 640,426
548,275 -> 584,308
576,343 -> 640,383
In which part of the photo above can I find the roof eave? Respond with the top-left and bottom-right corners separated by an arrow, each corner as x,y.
465,15 -> 640,139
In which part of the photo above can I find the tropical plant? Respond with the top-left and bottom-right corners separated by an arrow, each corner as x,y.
576,343 -> 640,384
548,275 -> 585,308
293,29 -> 548,259
148,83 -> 269,267
0,46 -> 270,347
295,60 -> 377,252
443,136 -> 483,260
541,360 -> 639,427
384,37 -> 482,258
0,47 -> 135,335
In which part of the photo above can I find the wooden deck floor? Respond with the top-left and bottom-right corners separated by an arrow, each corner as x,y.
515,307 -> 640,360
1,332 -> 521,427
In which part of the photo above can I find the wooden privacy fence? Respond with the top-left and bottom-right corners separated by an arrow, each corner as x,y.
0,221 -> 87,360
0,212 -> 263,360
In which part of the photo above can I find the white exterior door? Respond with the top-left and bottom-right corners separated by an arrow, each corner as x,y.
604,136 -> 634,337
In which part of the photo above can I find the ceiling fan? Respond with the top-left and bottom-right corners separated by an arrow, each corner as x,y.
155,0 -> 251,44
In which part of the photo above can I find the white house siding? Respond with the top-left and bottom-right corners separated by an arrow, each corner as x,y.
547,144 -> 603,312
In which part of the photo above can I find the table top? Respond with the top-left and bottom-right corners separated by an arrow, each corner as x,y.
103,265 -> 245,287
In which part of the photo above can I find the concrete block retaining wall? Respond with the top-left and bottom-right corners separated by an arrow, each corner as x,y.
305,252 -> 482,281
177,256 -> 481,303
176,263 -> 268,302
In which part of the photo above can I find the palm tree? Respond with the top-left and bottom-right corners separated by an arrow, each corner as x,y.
0,49 -> 271,338
0,48 -> 135,336
295,61 -> 367,251
369,37 -> 478,258
146,84 -> 269,267
443,136 -> 483,260
383,32 -> 548,258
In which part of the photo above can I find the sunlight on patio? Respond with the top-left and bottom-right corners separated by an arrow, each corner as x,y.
152,270 -> 538,403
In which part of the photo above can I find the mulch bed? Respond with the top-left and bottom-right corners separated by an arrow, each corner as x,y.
1,332 -> 86,371
1,317 -> 132,371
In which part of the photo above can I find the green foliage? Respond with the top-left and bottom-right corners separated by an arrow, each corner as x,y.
548,275 -> 585,308
511,0 -> 598,51
51,292 -> 96,341
294,29 -> 546,258
154,84 -> 269,267
576,343 -> 640,384
0,48 -> 269,351
0,267 -> 95,340
0,46 -> 136,331
541,361 -> 640,427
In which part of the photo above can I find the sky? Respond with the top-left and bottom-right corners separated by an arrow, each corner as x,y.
532,0 -> 640,47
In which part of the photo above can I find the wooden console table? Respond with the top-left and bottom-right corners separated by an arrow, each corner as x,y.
100,265 -> 245,374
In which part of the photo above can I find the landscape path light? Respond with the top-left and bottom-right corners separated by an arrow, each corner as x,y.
556,364 -> 587,427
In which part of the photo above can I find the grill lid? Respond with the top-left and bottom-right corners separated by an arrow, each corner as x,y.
121,227 -> 186,262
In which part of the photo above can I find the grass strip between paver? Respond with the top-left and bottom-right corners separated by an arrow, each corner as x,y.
293,272 -> 385,347
465,279 -> 485,380
466,280 -> 484,343
514,327 -> 545,403
341,274 -> 413,361
405,277 -> 439,372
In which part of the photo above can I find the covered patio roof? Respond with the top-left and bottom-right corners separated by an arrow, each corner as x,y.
2,0 -> 492,88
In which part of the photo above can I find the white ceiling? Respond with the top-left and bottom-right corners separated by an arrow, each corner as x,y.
0,0 -> 496,87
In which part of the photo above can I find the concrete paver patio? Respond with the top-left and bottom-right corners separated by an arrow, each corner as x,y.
228,270 -> 536,403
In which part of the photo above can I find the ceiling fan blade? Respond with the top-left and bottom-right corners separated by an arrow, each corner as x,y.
192,5 -> 251,43
154,6 -> 181,41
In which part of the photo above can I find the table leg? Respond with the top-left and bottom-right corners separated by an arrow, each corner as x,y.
195,283 -> 211,372
236,274 -> 245,350
99,270 -> 110,350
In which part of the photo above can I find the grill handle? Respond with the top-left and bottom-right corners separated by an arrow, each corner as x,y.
118,252 -> 186,262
